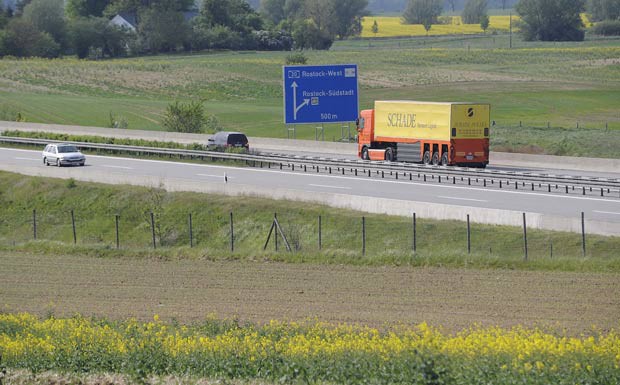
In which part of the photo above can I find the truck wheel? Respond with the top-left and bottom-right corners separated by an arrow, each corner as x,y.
431,152 -> 440,166
385,147 -> 395,162
440,152 -> 449,166
423,151 -> 431,165
362,147 -> 369,160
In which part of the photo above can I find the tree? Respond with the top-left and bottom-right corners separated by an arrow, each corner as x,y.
292,18 -> 333,49
371,19 -> 378,36
588,0 -> 620,21
15,0 -> 32,15
162,101 -> 207,134
66,0 -> 112,19
446,0 -> 456,12
331,0 -> 368,39
462,0 -> 487,24
200,0 -> 262,33
516,0 -> 586,41
0,5 -> 7,29
68,16 -> 129,58
23,0 -> 67,47
104,0 -> 194,16
402,0 -> 443,25
138,8 -> 189,52
303,0 -> 336,35
0,18 -> 61,57
480,13 -> 489,32
259,0 -> 286,25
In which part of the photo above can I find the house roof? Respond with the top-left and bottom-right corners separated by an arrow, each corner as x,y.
116,12 -> 138,28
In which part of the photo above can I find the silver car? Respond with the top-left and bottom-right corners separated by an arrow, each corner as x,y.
42,143 -> 86,167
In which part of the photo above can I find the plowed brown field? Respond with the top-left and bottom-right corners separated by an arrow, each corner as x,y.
1,252 -> 618,334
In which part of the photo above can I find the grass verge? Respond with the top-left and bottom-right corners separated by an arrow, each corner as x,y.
0,171 -> 618,272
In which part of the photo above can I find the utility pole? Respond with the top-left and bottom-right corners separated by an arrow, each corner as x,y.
509,11 -> 513,49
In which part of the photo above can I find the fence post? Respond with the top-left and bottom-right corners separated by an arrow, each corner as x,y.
32,209 -> 37,240
362,216 -> 366,256
581,212 -> 586,257
230,212 -> 234,252
523,213 -> 528,261
318,215 -> 322,250
115,214 -> 120,249
467,214 -> 471,254
274,213 -> 278,252
550,239 -> 553,259
188,213 -> 193,248
150,212 -> 156,249
412,212 -> 417,254
71,209 -> 77,244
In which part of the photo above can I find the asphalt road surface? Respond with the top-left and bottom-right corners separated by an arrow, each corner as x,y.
2,147 -> 620,225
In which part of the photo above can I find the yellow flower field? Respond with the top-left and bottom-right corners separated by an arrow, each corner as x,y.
361,16 -> 514,37
1,313 -> 619,383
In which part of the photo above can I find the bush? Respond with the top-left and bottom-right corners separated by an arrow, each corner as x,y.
108,112 -> 128,129
591,20 -> 620,36
162,101 -> 206,134
285,52 -> 307,65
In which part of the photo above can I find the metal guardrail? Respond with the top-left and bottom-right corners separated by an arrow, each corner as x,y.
1,135 -> 619,199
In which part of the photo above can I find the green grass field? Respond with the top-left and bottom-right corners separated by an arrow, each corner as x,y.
0,35 -> 619,156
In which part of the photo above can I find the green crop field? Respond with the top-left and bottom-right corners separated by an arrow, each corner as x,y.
1,35 -> 619,157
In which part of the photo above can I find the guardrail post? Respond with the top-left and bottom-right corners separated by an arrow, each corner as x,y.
71,209 -> 77,244
581,212 -> 586,257
150,212 -> 156,249
523,213 -> 528,261
115,214 -> 120,249
32,209 -> 37,240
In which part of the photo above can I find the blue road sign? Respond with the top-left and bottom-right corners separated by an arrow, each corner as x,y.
283,64 -> 359,124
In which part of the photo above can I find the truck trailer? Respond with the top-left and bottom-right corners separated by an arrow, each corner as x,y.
356,101 -> 490,167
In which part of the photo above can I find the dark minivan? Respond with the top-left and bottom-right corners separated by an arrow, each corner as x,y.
207,131 -> 249,152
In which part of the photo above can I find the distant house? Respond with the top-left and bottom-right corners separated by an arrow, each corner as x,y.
110,12 -> 138,32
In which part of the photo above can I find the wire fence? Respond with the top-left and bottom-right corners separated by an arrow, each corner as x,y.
1,207 -> 618,261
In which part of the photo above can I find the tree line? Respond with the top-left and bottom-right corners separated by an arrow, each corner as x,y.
0,0 -> 368,58
0,0 -> 618,59
401,0 -> 619,40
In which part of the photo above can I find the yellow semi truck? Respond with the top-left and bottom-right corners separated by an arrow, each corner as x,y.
356,101 -> 490,167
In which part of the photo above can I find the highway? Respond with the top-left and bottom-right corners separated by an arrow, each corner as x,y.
2,147 -> 620,235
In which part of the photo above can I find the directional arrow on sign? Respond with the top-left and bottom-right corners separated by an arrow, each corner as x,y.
291,81 -> 310,121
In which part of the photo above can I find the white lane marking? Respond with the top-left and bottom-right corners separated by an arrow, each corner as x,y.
15,157 -> 40,161
7,149 -> 620,205
593,210 -> 620,215
197,173 -> 233,179
101,165 -> 133,170
309,184 -> 352,190
438,196 -> 487,203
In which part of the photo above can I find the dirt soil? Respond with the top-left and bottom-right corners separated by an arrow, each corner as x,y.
1,252 -> 618,334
